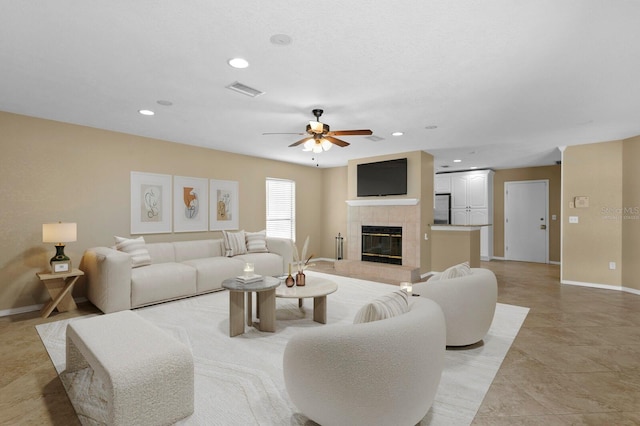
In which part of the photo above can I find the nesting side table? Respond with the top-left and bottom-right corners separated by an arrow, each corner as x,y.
36,268 -> 84,318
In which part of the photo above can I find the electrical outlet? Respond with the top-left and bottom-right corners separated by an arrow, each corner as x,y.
609,262 -> 616,270
569,216 -> 579,224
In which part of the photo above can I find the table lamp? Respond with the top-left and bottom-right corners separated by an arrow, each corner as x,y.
43,222 -> 77,271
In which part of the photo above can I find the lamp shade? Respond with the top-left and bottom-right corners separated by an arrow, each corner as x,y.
43,222 -> 77,243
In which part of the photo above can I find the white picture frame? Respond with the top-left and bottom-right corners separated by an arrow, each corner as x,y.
210,179 -> 239,230
131,171 -> 172,234
174,176 -> 209,232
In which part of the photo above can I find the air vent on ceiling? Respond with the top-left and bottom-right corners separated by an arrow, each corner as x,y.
365,135 -> 385,142
226,81 -> 265,98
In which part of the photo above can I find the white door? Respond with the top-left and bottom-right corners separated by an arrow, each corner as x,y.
505,180 -> 548,263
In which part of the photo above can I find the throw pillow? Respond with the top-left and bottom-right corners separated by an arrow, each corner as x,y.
223,230 -> 247,256
353,289 -> 409,324
114,236 -> 152,268
438,261 -> 472,280
245,230 -> 268,253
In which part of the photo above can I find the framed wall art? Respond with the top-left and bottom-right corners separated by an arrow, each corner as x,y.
210,179 -> 239,230
131,171 -> 172,234
174,176 -> 209,232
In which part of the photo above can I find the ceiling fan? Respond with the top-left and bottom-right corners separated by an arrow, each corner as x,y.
263,109 -> 373,153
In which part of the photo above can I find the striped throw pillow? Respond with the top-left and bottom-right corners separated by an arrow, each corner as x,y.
245,230 -> 268,253
353,289 -> 409,324
114,236 -> 152,268
223,230 -> 247,257
437,261 -> 471,280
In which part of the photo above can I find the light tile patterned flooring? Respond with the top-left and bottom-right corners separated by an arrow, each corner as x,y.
1,260 -> 639,425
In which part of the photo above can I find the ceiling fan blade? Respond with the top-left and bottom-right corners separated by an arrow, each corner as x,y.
325,136 -> 350,147
289,136 -> 313,147
328,129 -> 373,136
263,132 -> 306,135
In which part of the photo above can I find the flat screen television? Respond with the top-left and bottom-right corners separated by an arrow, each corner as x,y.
357,158 -> 408,197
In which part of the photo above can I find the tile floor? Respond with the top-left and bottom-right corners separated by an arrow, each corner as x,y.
1,260 -> 639,425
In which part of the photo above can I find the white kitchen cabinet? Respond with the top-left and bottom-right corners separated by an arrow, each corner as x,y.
451,171 -> 491,209
446,170 -> 494,260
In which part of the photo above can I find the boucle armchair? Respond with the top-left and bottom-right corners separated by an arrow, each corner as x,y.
283,297 -> 446,426
413,267 -> 497,346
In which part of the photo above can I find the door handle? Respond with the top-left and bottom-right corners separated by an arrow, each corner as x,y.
540,224 -> 547,230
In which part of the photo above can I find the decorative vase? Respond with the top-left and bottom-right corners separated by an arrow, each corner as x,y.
296,271 -> 306,286
285,264 -> 295,287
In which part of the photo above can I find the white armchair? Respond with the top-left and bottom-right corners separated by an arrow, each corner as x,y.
283,297 -> 446,426
413,268 -> 498,346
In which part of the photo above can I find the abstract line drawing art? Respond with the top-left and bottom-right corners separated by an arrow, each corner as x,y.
174,176 -> 208,232
210,180 -> 239,230
183,187 -> 198,219
142,184 -> 162,222
131,172 -> 172,234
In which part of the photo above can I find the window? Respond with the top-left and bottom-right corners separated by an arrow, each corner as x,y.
266,178 -> 296,241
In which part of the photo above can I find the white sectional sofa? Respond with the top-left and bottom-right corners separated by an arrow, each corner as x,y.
83,237 -> 293,314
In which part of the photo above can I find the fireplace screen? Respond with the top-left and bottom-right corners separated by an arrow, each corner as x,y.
361,226 -> 402,265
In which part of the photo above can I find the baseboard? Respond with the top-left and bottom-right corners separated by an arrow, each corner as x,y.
313,257 -> 336,263
0,297 -> 88,318
561,280 -> 640,296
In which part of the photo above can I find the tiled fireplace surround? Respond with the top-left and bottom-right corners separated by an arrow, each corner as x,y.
336,203 -> 421,283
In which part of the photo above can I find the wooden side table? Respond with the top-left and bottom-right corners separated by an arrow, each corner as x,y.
36,268 -> 84,318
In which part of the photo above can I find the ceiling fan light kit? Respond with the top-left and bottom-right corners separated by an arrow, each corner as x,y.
266,109 -> 373,152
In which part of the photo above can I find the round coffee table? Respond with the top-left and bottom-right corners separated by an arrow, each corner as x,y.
276,276 -> 338,324
222,276 -> 281,337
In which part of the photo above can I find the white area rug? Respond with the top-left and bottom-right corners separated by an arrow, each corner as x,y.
37,271 -> 529,425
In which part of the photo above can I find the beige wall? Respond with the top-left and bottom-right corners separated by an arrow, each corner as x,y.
431,229 -> 480,270
622,136 -> 640,291
321,166 -> 348,259
0,111 -> 326,312
493,165 -> 561,261
562,141 -> 623,286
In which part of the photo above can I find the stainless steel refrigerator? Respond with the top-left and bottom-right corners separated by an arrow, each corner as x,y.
434,193 -> 451,224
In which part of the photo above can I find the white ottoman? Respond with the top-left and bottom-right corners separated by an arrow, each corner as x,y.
65,310 -> 194,426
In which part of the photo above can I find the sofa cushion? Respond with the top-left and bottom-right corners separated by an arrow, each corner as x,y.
223,230 -> 247,257
245,230 -> 268,253
114,236 -> 152,268
173,239 -> 217,262
430,261 -> 471,281
130,263 -> 196,307
353,290 -> 409,324
182,257 -> 244,293
145,242 -> 176,264
234,252 -> 283,277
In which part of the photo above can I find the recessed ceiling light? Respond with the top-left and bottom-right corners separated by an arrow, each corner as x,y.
425,125 -> 438,130
453,159 -> 462,163
392,131 -> 404,136
138,109 -> 155,116
228,58 -> 249,69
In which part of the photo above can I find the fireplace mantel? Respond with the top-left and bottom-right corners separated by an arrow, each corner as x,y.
345,198 -> 419,207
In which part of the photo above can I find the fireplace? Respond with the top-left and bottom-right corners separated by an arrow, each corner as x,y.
361,226 -> 402,265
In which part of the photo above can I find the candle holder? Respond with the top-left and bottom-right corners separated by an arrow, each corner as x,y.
400,282 -> 412,296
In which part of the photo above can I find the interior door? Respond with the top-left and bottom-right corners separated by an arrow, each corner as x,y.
505,180 -> 548,263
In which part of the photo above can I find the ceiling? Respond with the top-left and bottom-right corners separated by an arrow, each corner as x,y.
2,1 -> 640,171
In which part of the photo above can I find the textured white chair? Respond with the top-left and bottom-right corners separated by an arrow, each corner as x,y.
283,297 -> 446,426
413,268 -> 498,346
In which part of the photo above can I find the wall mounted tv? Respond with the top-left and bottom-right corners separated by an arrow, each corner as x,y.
357,158 -> 408,197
